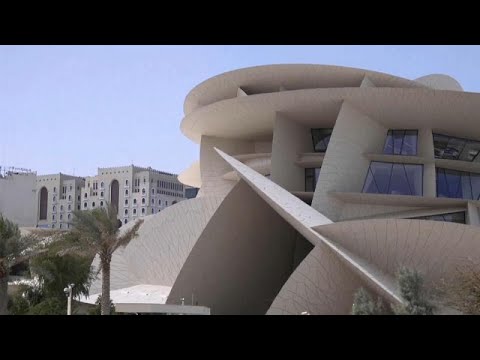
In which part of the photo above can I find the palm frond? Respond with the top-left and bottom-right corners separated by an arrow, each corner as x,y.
112,219 -> 144,253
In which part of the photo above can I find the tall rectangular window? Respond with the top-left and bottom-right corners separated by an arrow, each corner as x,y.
383,130 -> 418,155
433,133 -> 480,162
436,168 -> 480,200
305,168 -> 321,192
311,129 -> 333,153
362,162 -> 423,196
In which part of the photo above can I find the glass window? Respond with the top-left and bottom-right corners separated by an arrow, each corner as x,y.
412,211 -> 466,224
125,209 -> 128,215
84,202 -> 87,209
305,168 -> 321,192
362,162 -> 423,196
125,199 -> 128,205
142,198 -> 145,204
100,201 -> 104,207
68,195 -> 71,201
68,204 -> 71,211
436,168 -> 480,200
133,208 -> 137,215
92,202 -> 95,208
311,129 -> 333,152
142,208 -> 145,214
142,188 -> 146,195
68,213 -> 71,220
124,219 -> 128,224
134,199 -> 137,205
125,189 -> 129,196
383,130 -> 418,155
433,133 -> 480,162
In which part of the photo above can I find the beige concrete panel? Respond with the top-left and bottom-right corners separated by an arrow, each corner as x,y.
181,87 -> 480,144
184,64 -> 426,115
467,202 -> 480,226
415,74 -> 463,91
88,196 -> 223,295
198,136 -> 254,199
254,141 -> 273,153
339,204 -> 430,221
167,181 -> 314,314
178,161 -> 201,188
270,113 -> 313,191
215,148 -> 332,232
360,76 -> 376,88
315,219 -> 480,286
312,101 -> 388,220
267,245 -> 364,315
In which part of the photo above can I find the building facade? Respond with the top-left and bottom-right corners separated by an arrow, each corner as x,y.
79,65 -> 480,314
0,167 -> 37,227
1,165 -> 187,229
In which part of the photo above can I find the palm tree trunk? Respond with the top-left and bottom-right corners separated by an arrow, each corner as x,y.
0,275 -> 8,315
100,255 -> 111,315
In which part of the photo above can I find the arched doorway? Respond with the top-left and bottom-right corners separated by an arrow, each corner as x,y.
39,187 -> 48,220
110,180 -> 119,214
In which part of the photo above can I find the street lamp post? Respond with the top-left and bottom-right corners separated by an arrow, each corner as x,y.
64,284 -> 74,315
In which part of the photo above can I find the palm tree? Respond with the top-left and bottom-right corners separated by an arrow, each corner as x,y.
63,203 -> 143,315
0,214 -> 48,315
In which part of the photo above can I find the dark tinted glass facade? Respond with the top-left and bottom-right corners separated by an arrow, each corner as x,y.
305,168 -> 321,192
311,129 -> 333,152
436,168 -> 480,200
362,162 -> 423,196
412,211 -> 466,224
433,133 -> 480,162
383,130 -> 418,155
185,187 -> 199,199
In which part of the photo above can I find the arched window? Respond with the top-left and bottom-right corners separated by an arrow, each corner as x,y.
133,199 -> 137,205
133,209 -> 137,215
60,205 -> 63,211
152,188 -> 155,195
158,199 -> 161,205
68,195 -> 71,201
68,204 -> 71,211
142,188 -> 146,195
52,214 -> 56,221
124,219 -> 128,224
92,202 -> 95,208
53,205 -> 56,212
53,187 -> 57,193
69,185 -> 72,191
125,189 -> 129,196
39,187 -> 48,220
68,213 -> 71,220
101,182 -> 104,188
141,208 -> 145,214
84,202 -> 87,209
84,193 -> 87,198
100,201 -> 104,207
125,209 -> 128,215
125,180 -> 129,186
110,180 -> 119,214
151,198 -> 155,205
151,208 -> 154,214
60,214 -> 63,220
53,196 -> 56,202
77,195 -> 80,201
125,199 -> 128,205
77,205 -> 80,210
59,223 -> 62,229
142,198 -> 145,205
100,191 -> 104,197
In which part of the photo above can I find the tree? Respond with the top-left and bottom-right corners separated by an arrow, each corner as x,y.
392,267 -> 435,315
61,203 -> 143,315
88,295 -> 116,315
0,214 -> 49,315
439,259 -> 480,314
351,287 -> 387,315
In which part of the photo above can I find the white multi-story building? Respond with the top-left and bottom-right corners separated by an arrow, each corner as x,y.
79,165 -> 186,227
1,164 -> 187,229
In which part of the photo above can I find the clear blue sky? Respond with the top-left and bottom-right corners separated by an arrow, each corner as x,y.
1,45 -> 480,176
